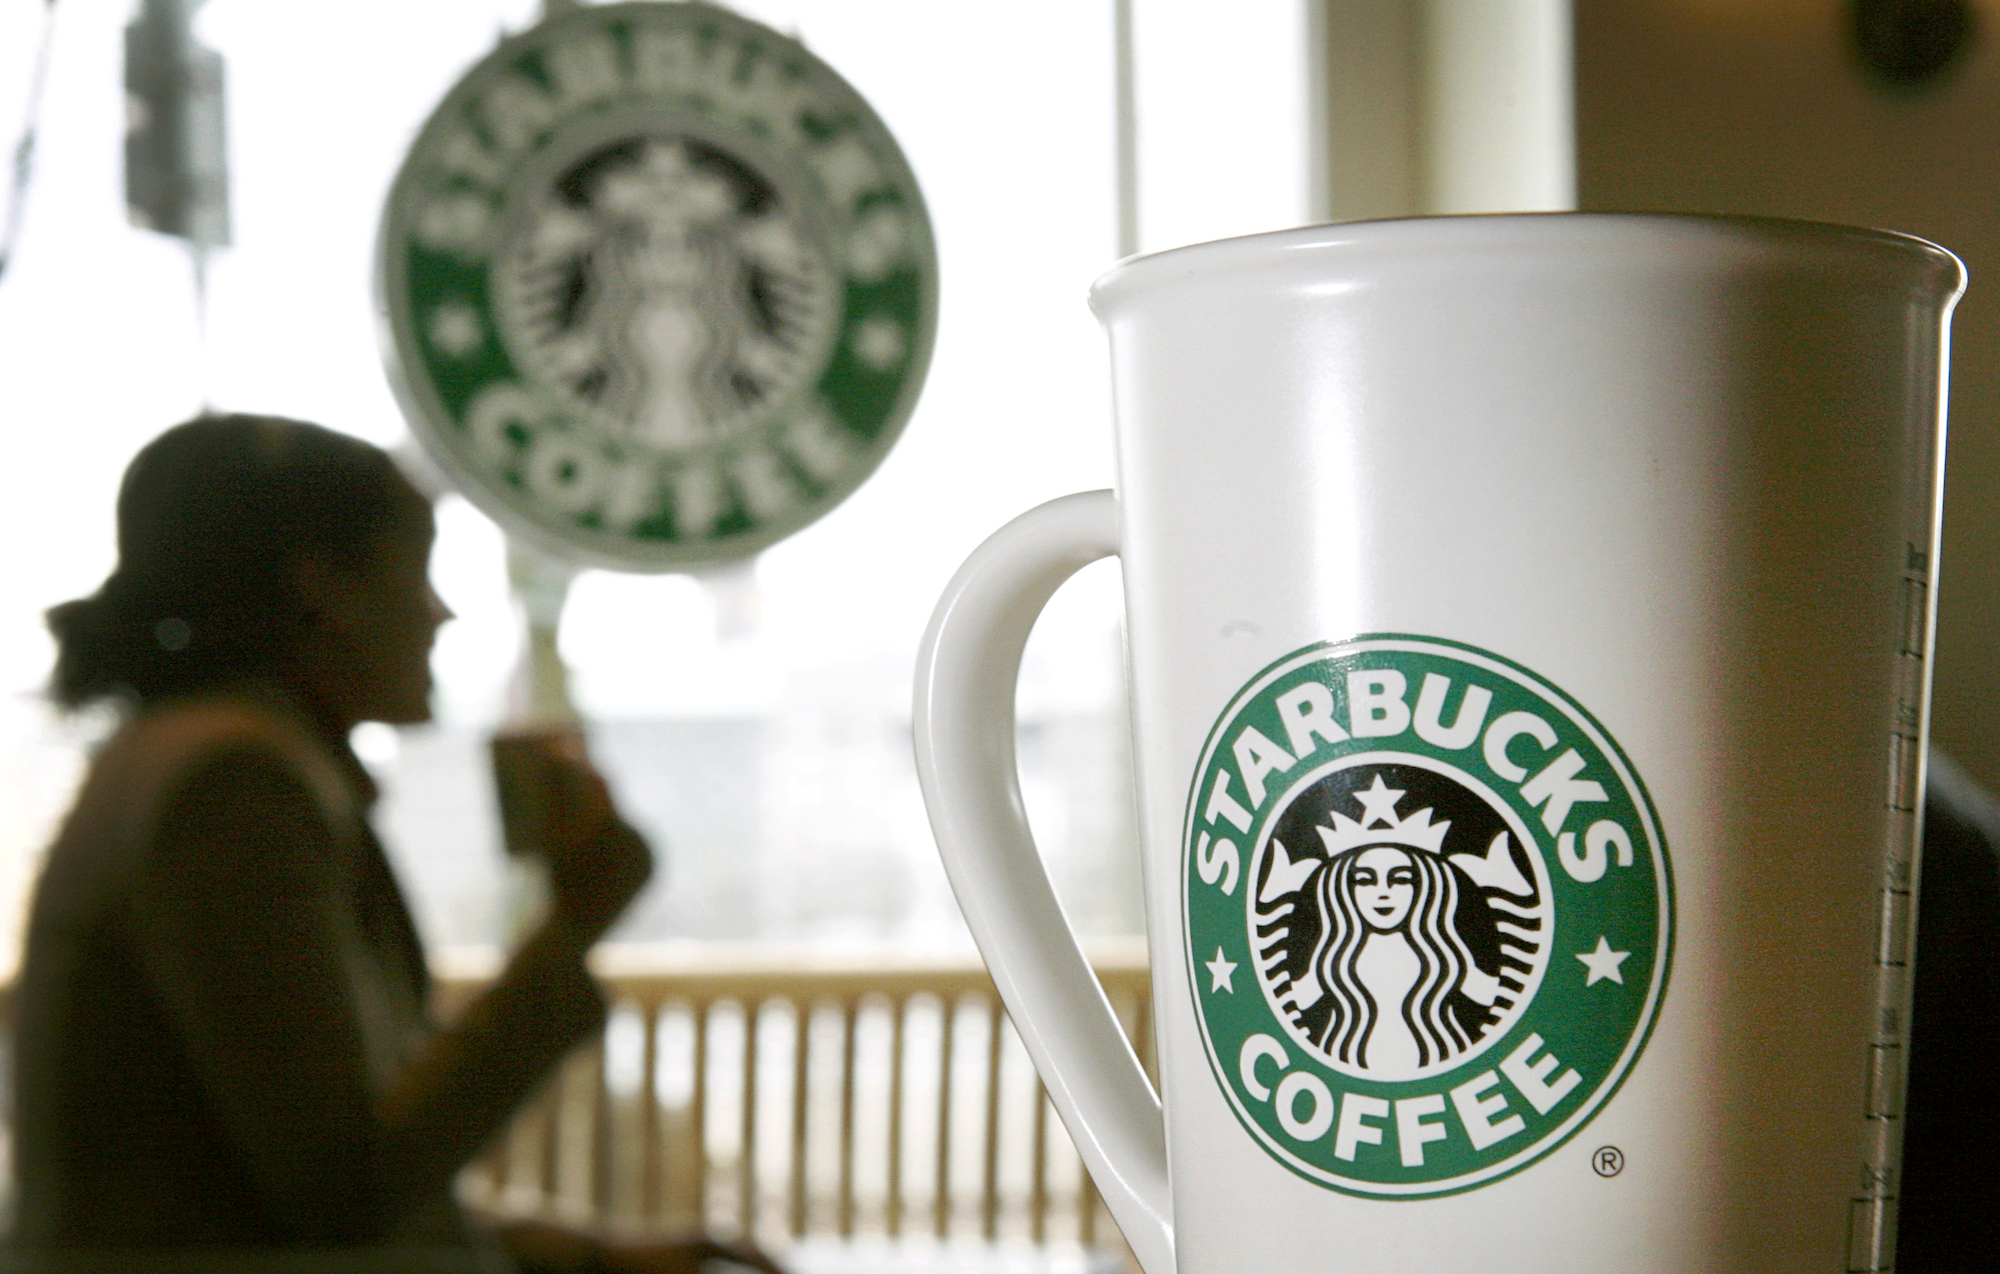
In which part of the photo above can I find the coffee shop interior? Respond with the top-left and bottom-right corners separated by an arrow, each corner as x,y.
0,1 -> 1995,1271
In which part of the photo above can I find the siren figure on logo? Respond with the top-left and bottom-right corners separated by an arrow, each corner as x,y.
1257,772 -> 1541,1081
503,132 -> 830,452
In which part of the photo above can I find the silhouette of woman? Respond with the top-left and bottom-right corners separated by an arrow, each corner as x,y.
11,416 -> 778,1272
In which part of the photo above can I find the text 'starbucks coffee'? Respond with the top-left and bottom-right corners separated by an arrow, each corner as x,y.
1183,637 -> 1668,1197
914,216 -> 1962,1274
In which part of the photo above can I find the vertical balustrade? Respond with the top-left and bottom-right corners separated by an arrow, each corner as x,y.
685,998 -> 710,1231
739,997 -> 760,1239
439,950 -> 1148,1263
885,990 -> 907,1240
635,995 -> 660,1228
837,996 -> 859,1238
1030,1087 -> 1050,1244
981,994 -> 1004,1241
932,991 -> 956,1241
788,1000 -> 810,1239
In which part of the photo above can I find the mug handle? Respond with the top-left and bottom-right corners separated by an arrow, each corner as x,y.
913,489 -> 1175,1274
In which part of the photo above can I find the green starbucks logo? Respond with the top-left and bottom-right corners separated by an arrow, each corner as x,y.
1183,635 -> 1672,1197
380,2 -> 936,568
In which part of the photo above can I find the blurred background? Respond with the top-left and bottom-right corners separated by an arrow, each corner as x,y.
0,4 -> 1326,1261
3,0 -> 1998,1267
0,0 -> 1330,963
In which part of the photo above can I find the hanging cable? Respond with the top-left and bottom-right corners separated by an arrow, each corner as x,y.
0,0 -> 61,287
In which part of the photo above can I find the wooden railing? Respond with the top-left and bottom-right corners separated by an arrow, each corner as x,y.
436,942 -> 1153,1264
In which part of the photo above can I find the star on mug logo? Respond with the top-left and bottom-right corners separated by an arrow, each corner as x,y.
1575,936 -> 1631,986
1207,948 -> 1238,992
1351,774 -> 1408,825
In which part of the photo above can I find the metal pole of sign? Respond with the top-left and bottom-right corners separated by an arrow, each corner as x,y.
505,542 -> 581,729
498,539 -> 580,938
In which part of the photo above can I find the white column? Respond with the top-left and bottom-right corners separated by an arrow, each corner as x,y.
1322,0 -> 1574,221
1420,0 -> 1573,213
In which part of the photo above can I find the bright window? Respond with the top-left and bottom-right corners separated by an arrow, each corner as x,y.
0,0 -> 1316,965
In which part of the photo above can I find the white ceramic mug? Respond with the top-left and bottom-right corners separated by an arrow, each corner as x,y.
913,215 -> 1964,1274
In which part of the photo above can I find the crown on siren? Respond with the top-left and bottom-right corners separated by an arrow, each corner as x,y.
1315,774 -> 1451,856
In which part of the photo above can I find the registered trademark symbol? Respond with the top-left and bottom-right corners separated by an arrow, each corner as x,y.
1592,1146 -> 1625,1177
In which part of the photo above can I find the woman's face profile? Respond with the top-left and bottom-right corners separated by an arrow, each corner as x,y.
1351,846 -> 1417,932
295,501 -> 453,729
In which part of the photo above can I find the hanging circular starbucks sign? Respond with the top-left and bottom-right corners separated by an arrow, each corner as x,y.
379,1 -> 937,568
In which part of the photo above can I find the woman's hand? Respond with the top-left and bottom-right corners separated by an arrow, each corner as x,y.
544,790 -> 651,948
491,728 -> 653,946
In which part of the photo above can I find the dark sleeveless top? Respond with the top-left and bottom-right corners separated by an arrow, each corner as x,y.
10,696 -> 604,1253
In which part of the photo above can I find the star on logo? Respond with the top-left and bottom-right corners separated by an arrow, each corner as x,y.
1206,947 -> 1238,993
1352,774 -> 1407,826
1576,936 -> 1631,986
427,302 -> 485,358
850,314 -> 908,370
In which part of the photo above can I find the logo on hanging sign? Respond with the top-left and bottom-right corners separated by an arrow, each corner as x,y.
380,1 -> 937,567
